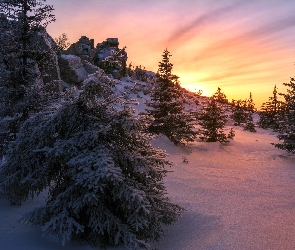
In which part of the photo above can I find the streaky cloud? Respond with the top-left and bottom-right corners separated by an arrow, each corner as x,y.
195,14 -> 295,62
245,15 -> 295,40
167,0 -> 252,45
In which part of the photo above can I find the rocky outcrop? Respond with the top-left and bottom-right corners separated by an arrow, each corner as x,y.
96,38 -> 127,79
66,36 -> 96,64
82,60 -> 99,74
58,55 -> 100,85
59,55 -> 88,85
65,36 -> 128,79
32,30 -> 61,83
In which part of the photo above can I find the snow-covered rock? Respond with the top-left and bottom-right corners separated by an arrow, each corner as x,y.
82,59 -> 99,74
58,55 -> 93,85
96,38 -> 128,79
31,30 -> 61,83
66,36 -> 95,64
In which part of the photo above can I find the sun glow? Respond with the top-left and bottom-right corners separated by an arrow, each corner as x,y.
176,73 -> 215,97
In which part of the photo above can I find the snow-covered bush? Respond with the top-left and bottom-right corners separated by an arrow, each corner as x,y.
0,72 -> 182,249
99,47 -> 127,78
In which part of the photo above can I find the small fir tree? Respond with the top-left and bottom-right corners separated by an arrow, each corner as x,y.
0,72 -> 183,249
197,97 -> 234,143
244,92 -> 256,132
273,77 -> 295,153
246,92 -> 255,112
212,87 -> 228,104
54,33 -> 71,52
231,99 -> 247,126
258,85 -> 285,130
244,112 -> 256,132
146,49 -> 196,145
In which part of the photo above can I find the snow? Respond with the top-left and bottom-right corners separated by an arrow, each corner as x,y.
1,76 -> 295,249
1,125 -> 295,249
150,127 -> 295,250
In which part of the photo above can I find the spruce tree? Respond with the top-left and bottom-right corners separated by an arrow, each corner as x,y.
244,112 -> 256,132
273,77 -> 295,153
0,0 -> 55,156
0,0 -> 55,82
244,92 -> 256,132
212,87 -> 228,104
0,72 -> 183,249
231,99 -> 247,126
258,85 -> 285,130
146,49 -> 196,145
198,97 -> 234,143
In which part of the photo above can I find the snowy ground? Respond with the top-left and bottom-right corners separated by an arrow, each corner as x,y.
1,126 -> 295,250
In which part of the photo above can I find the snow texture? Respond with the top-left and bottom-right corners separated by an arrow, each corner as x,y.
1,126 -> 295,249
1,75 -> 295,249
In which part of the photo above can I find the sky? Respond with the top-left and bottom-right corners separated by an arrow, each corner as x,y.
46,0 -> 295,108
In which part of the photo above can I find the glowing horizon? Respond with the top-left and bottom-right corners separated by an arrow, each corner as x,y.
46,0 -> 295,108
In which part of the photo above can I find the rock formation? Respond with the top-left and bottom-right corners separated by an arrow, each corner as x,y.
32,29 -> 61,84
96,38 -> 127,79
66,36 -> 96,64
65,36 -> 128,79
58,55 -> 99,86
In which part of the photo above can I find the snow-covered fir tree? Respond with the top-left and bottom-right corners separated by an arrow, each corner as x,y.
0,0 -> 55,156
273,77 -> 295,153
146,49 -> 196,145
0,71 -> 183,249
197,97 -> 234,143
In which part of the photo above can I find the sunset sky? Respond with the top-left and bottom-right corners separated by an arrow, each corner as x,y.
46,0 -> 295,108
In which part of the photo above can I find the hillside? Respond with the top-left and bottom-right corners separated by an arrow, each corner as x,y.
1,76 -> 295,250
150,127 -> 295,250
1,3 -> 295,249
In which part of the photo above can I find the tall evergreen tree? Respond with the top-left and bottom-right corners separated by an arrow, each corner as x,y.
0,0 -> 55,156
0,72 -> 183,249
198,97 -> 234,143
0,0 -> 55,81
146,49 -> 196,145
273,77 -> 295,153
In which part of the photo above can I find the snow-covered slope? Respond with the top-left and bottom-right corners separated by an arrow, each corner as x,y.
1,77 -> 295,250
150,127 -> 295,250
